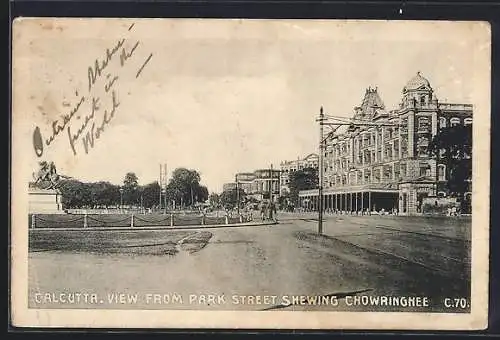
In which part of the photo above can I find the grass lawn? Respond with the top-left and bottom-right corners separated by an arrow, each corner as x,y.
28,229 -> 213,256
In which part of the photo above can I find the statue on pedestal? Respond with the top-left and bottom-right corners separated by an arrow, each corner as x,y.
31,161 -> 71,190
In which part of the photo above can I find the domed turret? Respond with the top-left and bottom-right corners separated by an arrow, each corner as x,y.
400,72 -> 436,109
403,72 -> 431,92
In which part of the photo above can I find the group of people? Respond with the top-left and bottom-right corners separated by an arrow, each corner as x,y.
260,202 -> 277,221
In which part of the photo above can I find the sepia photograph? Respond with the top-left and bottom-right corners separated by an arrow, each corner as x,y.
10,18 -> 490,329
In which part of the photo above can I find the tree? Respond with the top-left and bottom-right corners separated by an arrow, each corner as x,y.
123,172 -> 139,206
196,185 -> 209,204
209,193 -> 221,208
59,179 -> 92,208
220,188 -> 246,210
288,167 -> 319,207
429,124 -> 472,209
166,168 -> 206,208
140,181 -> 161,209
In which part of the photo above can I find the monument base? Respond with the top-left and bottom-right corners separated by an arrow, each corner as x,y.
28,187 -> 63,214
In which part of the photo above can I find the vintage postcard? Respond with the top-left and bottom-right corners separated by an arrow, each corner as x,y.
10,18 -> 491,329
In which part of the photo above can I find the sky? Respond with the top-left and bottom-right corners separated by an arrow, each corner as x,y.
13,19 -> 489,193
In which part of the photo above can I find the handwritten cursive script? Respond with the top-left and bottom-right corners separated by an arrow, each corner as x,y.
87,38 -> 125,92
32,91 -> 86,158
81,90 -> 120,154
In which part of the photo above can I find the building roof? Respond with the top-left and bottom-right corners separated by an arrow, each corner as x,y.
303,153 -> 319,160
359,87 -> 385,116
403,71 -> 431,92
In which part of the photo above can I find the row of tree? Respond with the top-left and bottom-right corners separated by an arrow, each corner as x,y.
58,168 -> 209,209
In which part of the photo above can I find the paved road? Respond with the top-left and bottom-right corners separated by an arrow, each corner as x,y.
28,213 -> 471,312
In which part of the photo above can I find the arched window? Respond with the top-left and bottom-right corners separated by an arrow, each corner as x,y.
437,191 -> 446,198
438,164 -> 446,181
418,117 -> 430,131
439,117 -> 447,129
450,117 -> 460,127
464,118 -> 472,126
419,163 -> 431,177
417,137 -> 429,157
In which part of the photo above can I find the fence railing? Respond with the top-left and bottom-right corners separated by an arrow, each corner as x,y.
29,212 -> 254,229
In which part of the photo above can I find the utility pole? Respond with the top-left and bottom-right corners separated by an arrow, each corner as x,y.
269,164 -> 274,220
159,164 -> 162,211
317,107 -> 324,235
236,174 -> 240,216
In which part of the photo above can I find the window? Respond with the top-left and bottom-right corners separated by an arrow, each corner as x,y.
357,171 -> 363,184
394,163 -> 400,180
419,163 -> 431,177
383,166 -> 392,181
418,117 -> 430,132
364,170 -> 371,183
439,117 -> 447,129
417,137 -> 429,157
450,117 -> 460,127
401,118 -> 408,130
400,163 -> 407,178
400,136 -> 408,157
438,164 -> 446,181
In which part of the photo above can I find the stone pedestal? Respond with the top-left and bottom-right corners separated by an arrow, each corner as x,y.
28,187 -> 63,214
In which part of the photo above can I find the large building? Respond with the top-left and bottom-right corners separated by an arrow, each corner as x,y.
298,72 -> 473,216
279,153 -> 319,196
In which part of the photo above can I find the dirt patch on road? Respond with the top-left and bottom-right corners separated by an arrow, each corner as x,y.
179,231 -> 213,254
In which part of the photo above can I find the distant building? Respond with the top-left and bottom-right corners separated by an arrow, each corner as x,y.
222,182 -> 237,192
226,169 -> 280,203
299,72 -> 472,216
249,169 -> 280,202
279,153 -> 319,196
235,172 -> 256,194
